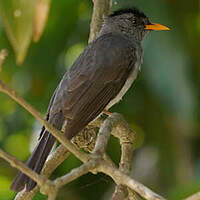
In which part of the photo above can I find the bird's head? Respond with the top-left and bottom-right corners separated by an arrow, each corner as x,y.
100,7 -> 170,41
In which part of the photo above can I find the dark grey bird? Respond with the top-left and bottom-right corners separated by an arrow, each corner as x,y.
10,7 -> 169,192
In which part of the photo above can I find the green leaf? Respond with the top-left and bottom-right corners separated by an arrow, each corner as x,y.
0,0 -> 35,64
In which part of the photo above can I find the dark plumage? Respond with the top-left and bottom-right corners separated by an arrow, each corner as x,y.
110,7 -> 146,18
10,6 -> 169,192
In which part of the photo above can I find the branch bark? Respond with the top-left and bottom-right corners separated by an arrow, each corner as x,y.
0,79 -> 90,163
88,0 -> 112,43
0,148 -> 56,199
0,149 -> 48,187
14,145 -> 70,200
111,115 -> 137,200
98,162 -> 165,200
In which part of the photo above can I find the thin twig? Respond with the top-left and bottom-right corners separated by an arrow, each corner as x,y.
93,114 -> 120,155
0,80 -> 89,163
98,161 -> 166,200
14,188 -> 37,200
111,115 -> 137,200
14,145 -> 70,200
42,145 -> 70,176
0,148 -> 52,191
54,159 -> 99,188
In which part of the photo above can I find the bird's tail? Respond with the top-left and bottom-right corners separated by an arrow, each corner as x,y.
10,111 -> 65,192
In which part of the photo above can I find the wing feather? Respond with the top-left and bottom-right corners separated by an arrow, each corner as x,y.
50,33 -> 137,139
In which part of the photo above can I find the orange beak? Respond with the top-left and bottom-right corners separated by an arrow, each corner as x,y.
145,23 -> 170,31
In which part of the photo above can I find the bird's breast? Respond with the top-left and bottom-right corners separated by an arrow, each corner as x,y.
106,49 -> 142,109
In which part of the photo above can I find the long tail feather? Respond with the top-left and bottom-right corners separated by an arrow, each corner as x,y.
10,111 -> 64,192
10,130 -> 55,192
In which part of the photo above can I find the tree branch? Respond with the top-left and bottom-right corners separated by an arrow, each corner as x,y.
88,0 -> 112,43
0,149 -> 47,187
111,115 -> 138,200
14,145 -> 70,200
98,162 -> 166,200
0,148 -> 56,199
0,80 -> 90,163
52,113 -> 116,189
54,159 -> 99,189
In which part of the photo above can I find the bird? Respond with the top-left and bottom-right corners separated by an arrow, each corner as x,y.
10,7 -> 169,192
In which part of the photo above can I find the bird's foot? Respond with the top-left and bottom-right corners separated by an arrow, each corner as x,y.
103,110 -> 111,116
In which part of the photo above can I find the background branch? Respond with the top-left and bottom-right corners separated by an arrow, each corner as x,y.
98,162 -> 166,200
88,0 -> 112,43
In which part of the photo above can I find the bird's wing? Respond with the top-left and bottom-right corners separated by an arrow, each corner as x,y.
51,33 -> 138,139
38,86 -> 59,139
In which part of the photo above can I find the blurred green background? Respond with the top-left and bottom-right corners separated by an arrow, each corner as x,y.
0,0 -> 199,199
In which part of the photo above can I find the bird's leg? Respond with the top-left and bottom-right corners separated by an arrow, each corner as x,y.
103,110 -> 112,116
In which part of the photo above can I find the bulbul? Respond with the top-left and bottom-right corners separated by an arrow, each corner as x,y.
11,7 -> 169,192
